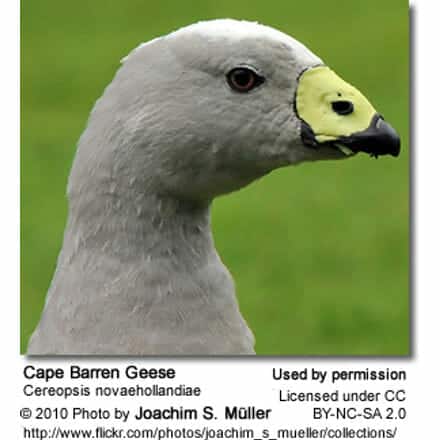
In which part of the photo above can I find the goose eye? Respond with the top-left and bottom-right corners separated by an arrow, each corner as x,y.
331,100 -> 354,115
227,68 -> 264,93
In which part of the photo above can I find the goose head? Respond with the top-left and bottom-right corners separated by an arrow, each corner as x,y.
75,19 -> 400,205
28,19 -> 402,356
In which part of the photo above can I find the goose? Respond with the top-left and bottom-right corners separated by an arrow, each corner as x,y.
27,19 -> 400,355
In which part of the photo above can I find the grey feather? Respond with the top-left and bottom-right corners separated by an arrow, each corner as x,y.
28,19 -> 324,355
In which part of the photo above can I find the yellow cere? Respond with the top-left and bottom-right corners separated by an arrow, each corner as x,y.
295,66 -> 376,142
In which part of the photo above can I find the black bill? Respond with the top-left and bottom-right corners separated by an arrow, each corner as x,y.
301,113 -> 401,158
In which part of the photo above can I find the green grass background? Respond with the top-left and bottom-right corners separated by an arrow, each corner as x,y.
21,0 -> 409,355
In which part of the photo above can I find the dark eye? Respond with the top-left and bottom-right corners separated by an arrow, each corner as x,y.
227,68 -> 265,93
332,100 -> 354,115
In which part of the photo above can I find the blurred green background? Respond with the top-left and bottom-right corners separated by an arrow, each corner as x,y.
21,0 -> 409,355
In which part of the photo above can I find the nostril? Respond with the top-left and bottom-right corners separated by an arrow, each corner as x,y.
332,100 -> 354,116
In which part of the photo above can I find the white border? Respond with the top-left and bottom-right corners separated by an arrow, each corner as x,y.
3,0 -> 439,437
